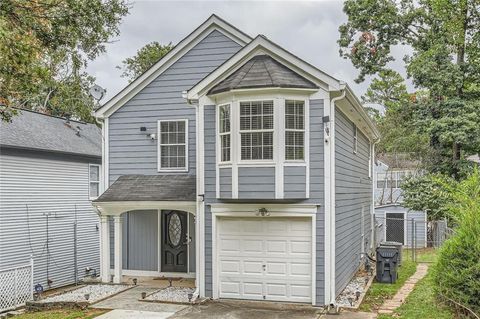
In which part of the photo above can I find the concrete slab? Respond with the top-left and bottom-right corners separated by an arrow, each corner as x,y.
91,286 -> 187,313
324,311 -> 377,318
96,309 -> 175,319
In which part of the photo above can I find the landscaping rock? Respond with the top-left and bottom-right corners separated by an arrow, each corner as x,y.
145,287 -> 195,304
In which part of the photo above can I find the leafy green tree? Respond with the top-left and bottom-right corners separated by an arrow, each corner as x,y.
118,41 -> 173,82
363,69 -> 430,156
0,0 -> 130,122
339,0 -> 480,178
402,173 -> 456,221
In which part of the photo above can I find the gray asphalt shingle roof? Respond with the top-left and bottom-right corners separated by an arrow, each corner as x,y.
209,54 -> 319,95
94,175 -> 197,202
0,109 -> 101,158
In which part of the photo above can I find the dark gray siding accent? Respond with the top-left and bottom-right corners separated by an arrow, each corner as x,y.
219,167 -> 232,198
334,108 -> 372,296
123,210 -> 158,271
284,166 -> 306,198
202,100 -> 325,304
108,30 -> 242,185
238,167 -> 275,198
0,151 -> 100,290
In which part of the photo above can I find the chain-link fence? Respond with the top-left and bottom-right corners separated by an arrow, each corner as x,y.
0,259 -> 33,313
374,214 -> 452,263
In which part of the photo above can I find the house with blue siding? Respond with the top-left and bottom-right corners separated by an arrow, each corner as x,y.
93,15 -> 379,306
0,109 -> 102,290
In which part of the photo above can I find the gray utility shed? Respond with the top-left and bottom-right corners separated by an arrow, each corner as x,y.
0,109 -> 102,290
374,204 -> 427,248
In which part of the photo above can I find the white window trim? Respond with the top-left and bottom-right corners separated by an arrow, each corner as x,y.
238,99 -> 275,163
218,104 -> 232,164
157,119 -> 189,172
285,99 -> 307,162
89,163 -> 101,200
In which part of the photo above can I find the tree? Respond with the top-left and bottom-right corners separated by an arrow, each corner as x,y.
339,0 -> 480,178
363,69 -> 430,157
0,0 -> 130,122
118,41 -> 173,82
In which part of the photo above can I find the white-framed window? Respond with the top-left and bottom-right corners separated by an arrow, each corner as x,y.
89,164 -> 100,199
239,100 -> 274,160
353,124 -> 358,154
285,100 -> 305,160
158,119 -> 188,171
219,104 -> 231,162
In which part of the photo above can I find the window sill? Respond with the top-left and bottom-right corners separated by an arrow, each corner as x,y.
158,169 -> 189,173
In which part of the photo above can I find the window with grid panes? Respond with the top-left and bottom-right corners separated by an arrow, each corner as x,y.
240,100 -> 274,160
159,120 -> 187,170
285,100 -> 305,160
219,104 -> 231,162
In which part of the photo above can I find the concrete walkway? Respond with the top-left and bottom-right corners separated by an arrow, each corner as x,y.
378,263 -> 429,314
91,286 -> 187,316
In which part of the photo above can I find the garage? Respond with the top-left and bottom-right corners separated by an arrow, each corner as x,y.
216,217 -> 312,303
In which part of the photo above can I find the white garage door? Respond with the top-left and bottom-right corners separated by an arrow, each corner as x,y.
217,217 -> 312,303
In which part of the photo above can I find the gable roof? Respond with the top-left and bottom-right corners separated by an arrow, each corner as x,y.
93,174 -> 196,202
186,35 -> 342,100
94,14 -> 252,119
209,55 -> 318,95
0,109 -> 101,158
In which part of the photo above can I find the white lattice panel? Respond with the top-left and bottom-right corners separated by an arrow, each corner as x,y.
0,262 -> 33,312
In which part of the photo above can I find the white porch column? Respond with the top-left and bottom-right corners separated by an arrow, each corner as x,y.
113,215 -> 123,284
100,215 -> 111,283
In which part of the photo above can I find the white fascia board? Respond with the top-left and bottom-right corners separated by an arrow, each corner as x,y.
186,36 -> 342,101
345,85 -> 380,141
94,15 -> 251,119
93,201 -> 197,215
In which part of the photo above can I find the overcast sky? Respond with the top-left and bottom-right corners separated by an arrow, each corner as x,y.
87,0 -> 411,102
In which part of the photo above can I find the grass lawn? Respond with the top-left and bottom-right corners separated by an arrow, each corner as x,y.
403,247 -> 439,263
378,272 -> 455,319
358,258 -> 417,312
12,309 -> 107,319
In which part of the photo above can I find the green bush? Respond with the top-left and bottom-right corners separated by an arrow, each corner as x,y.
431,169 -> 480,316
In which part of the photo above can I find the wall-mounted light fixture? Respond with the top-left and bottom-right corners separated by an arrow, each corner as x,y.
148,133 -> 156,140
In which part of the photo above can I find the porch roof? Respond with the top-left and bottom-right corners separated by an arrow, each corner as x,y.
94,174 -> 196,202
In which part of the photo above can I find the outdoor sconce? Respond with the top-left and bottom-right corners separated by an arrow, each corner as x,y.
147,133 -> 156,140
257,208 -> 270,217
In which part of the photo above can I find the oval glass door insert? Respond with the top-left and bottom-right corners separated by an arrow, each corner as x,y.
168,213 -> 182,246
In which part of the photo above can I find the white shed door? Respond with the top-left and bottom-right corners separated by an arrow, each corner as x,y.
217,217 -> 312,303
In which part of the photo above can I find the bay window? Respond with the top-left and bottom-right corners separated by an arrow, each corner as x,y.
240,100 -> 274,160
285,100 -> 305,160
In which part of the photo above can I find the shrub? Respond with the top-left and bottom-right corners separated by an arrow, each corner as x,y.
431,169 -> 480,316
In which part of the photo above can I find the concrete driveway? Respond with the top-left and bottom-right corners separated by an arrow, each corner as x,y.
170,300 -> 377,319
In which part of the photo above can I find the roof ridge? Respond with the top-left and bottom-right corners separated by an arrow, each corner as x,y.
12,107 -> 92,125
261,57 -> 275,86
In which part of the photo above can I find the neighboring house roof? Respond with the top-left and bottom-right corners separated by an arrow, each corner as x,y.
0,109 -> 101,158
208,55 -> 319,95
94,14 -> 252,119
94,175 -> 196,202
376,153 -> 420,170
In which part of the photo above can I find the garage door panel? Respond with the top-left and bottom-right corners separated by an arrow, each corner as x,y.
217,217 -> 312,303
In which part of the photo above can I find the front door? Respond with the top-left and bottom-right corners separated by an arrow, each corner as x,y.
161,210 -> 188,272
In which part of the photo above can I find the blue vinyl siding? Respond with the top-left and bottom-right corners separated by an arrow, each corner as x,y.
334,108 -> 372,296
108,30 -> 242,185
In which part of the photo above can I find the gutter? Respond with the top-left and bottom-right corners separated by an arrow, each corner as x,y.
325,84 -> 346,306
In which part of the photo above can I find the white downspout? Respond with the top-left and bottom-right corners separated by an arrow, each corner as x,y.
326,86 -> 346,306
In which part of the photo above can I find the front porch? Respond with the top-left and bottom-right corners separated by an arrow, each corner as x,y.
92,175 -> 199,292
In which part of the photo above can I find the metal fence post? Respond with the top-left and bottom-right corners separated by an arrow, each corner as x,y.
411,218 -> 415,261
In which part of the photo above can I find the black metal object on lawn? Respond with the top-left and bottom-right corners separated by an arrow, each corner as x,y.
376,246 -> 400,283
